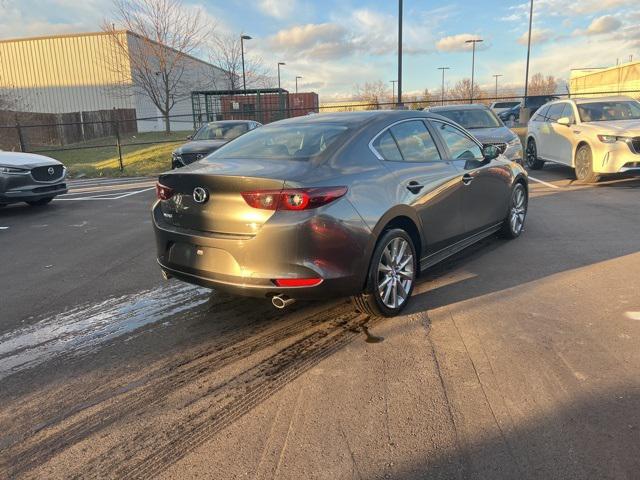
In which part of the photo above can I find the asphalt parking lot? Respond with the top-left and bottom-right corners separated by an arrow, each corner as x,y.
1,169 -> 640,479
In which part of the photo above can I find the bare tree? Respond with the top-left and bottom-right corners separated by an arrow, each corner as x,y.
527,73 -> 558,96
103,0 -> 210,133
406,88 -> 433,110
447,79 -> 485,103
209,33 -> 273,91
354,80 -> 390,110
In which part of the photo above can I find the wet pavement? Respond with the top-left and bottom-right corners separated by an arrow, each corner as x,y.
1,172 -> 640,479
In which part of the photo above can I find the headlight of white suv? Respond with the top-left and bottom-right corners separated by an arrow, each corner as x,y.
597,135 -> 630,144
0,166 -> 29,174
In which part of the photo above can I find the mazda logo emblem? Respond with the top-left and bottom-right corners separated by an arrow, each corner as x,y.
192,187 -> 209,204
48,167 -> 55,175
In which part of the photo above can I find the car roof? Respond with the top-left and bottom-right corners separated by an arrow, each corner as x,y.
268,109 -> 438,128
206,120 -> 256,125
429,103 -> 491,112
570,95 -> 637,105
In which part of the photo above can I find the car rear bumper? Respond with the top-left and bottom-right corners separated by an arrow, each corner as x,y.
151,199 -> 372,300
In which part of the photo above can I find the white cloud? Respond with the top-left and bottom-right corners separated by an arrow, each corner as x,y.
255,0 -> 297,20
436,34 -> 487,52
584,15 -> 622,35
517,28 -> 554,46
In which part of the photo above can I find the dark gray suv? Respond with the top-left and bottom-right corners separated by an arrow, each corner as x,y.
0,151 -> 67,207
153,111 -> 528,316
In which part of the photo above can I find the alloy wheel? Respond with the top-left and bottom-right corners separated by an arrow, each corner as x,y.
509,185 -> 527,235
377,237 -> 414,309
575,147 -> 591,180
525,142 -> 537,168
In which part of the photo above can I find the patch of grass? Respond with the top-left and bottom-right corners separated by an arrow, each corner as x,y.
38,131 -> 191,178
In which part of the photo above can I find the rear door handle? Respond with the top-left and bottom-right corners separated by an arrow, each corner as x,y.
462,174 -> 474,185
406,181 -> 424,194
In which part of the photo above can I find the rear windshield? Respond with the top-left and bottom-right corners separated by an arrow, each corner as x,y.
436,109 -> 501,129
193,123 -> 249,140
577,101 -> 640,122
209,123 -> 348,160
493,102 -> 520,109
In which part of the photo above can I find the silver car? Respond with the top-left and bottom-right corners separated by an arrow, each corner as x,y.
429,104 -> 523,164
153,111 -> 528,317
0,151 -> 67,207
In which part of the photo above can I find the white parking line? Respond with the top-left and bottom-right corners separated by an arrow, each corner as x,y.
528,176 -> 560,189
55,186 -> 155,201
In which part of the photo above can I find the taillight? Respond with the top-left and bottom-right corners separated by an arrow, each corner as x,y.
156,182 -> 174,200
273,278 -> 323,287
241,186 -> 347,211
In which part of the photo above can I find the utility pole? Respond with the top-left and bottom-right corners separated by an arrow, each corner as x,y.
240,34 -> 252,94
523,0 -> 534,106
397,0 -> 403,107
465,39 -> 483,103
437,67 -> 450,105
277,62 -> 286,90
390,80 -> 397,105
493,74 -> 503,99
295,75 -> 302,94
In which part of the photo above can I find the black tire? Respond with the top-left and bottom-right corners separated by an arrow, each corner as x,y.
27,197 -> 53,206
499,183 -> 528,239
352,229 -> 417,318
574,144 -> 600,183
525,138 -> 545,170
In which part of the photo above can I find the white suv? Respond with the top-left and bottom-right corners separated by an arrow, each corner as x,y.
525,96 -> 640,182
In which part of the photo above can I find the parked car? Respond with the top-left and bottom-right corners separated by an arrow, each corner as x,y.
171,120 -> 261,169
526,96 -> 640,182
490,101 -> 521,115
153,111 -> 528,317
498,95 -> 559,124
429,104 -> 523,164
0,151 -> 67,207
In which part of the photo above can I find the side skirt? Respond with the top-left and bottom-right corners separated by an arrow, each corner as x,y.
419,223 -> 502,272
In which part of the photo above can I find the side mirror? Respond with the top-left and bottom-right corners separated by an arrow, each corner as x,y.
557,117 -> 571,126
482,144 -> 500,161
186,135 -> 193,140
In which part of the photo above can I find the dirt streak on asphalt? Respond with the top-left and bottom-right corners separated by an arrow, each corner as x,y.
0,292 -> 373,479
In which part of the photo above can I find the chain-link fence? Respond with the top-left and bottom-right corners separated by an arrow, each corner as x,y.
1,89 -> 639,177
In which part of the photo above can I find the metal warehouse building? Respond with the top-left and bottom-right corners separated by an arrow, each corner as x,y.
570,61 -> 640,99
0,31 -> 229,132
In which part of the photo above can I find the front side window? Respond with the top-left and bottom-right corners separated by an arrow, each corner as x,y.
546,103 -> 566,123
531,104 -> 550,122
561,104 -> 576,123
388,120 -> 441,162
431,121 -> 483,160
577,101 -> 640,122
209,123 -> 348,160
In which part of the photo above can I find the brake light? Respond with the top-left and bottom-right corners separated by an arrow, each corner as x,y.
273,278 -> 323,287
241,186 -> 347,211
156,182 -> 174,200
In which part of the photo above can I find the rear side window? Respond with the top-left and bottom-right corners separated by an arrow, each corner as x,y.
388,120 -> 441,163
431,121 -> 483,160
372,131 -> 403,161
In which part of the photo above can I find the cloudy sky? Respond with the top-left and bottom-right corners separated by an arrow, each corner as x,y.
1,0 -> 639,99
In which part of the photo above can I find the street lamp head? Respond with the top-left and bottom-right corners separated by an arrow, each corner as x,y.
296,75 -> 303,79
241,35 -> 252,40
278,62 -> 286,66
465,39 -> 483,44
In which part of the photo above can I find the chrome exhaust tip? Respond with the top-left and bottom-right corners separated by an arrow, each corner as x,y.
272,294 -> 295,309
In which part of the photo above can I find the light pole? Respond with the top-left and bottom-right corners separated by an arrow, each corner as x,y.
295,75 -> 302,94
277,62 -> 286,90
390,80 -> 397,105
437,67 -> 450,105
523,0 -> 534,108
493,74 -> 503,99
397,0 -> 403,107
240,34 -> 251,94
465,38 -> 483,103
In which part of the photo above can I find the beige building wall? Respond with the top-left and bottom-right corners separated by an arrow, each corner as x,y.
570,62 -> 640,99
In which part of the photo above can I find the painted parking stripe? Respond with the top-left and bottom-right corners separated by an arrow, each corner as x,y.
54,186 -> 155,201
528,176 -> 560,189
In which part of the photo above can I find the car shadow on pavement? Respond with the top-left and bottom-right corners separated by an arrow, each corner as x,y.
389,387 -> 640,480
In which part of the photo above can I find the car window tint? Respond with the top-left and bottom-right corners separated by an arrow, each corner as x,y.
546,104 -> 566,122
389,120 -> 441,162
372,130 -> 403,161
494,102 -> 520,109
431,121 -> 483,160
561,104 -> 575,123
531,104 -> 550,122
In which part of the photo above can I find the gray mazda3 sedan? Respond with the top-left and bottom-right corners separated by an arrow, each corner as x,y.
429,104 -> 523,164
0,151 -> 67,207
153,110 -> 528,316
